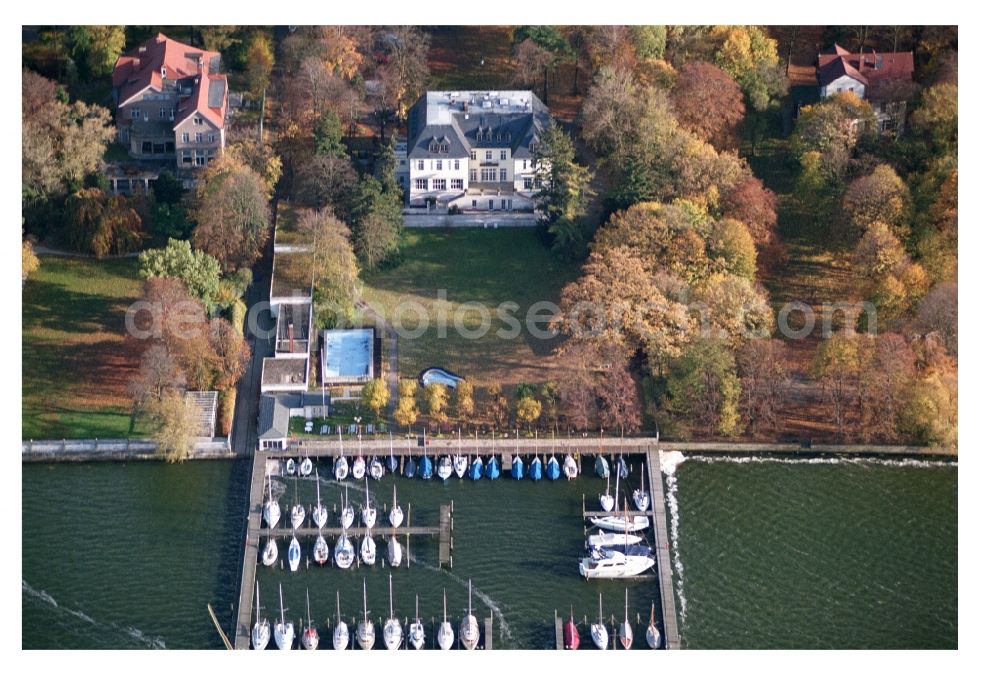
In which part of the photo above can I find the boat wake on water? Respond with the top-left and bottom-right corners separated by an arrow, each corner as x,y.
22,579 -> 167,649
684,454 -> 955,469
658,452 -> 688,623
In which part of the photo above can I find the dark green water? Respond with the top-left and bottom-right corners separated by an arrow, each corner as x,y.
21,455 -> 957,649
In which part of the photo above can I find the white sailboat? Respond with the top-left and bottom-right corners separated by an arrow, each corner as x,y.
302,589 -> 319,650
454,432 -> 468,478
408,595 -> 426,649
334,532 -> 355,569
632,464 -> 650,512
587,530 -> 642,550
437,455 -> 453,480
352,454 -> 366,479
273,584 -> 295,650
356,579 -> 376,650
589,514 -> 651,533
285,458 -> 296,475
290,479 -> 305,530
599,472 -> 614,512
384,574 -> 403,650
579,548 -> 655,579
288,535 -> 302,572
332,591 -> 350,650
334,430 -> 349,480
313,532 -> 329,565
261,529 -> 278,567
263,473 -> 281,529
563,454 -> 579,479
590,593 -> 609,650
340,485 -> 355,529
387,535 -> 402,567
251,581 -> 270,650
299,456 -> 313,477
646,602 -> 662,650
312,471 -> 328,528
619,589 -> 633,649
369,456 -> 384,481
460,579 -> 479,650
438,589 -> 454,650
389,485 -> 404,529
361,477 -> 376,528
360,529 -> 377,566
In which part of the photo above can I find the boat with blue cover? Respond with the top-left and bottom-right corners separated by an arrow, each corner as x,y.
510,455 -> 524,480
594,455 -> 610,479
486,456 -> 501,480
528,456 -> 543,481
470,456 -> 484,481
419,454 -> 434,480
545,455 -> 561,480
617,455 -> 629,479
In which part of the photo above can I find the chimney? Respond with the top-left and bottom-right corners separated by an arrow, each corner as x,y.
288,322 -> 295,353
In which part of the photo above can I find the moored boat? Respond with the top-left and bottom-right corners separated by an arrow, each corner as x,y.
334,532 -> 355,569
340,485 -> 355,529
438,589 -> 454,650
599,473 -> 615,512
302,589 -> 319,650
470,455 -> 484,481
646,602 -> 662,650
285,458 -> 296,475
588,514 -> 651,533
387,535 -> 402,567
454,454 -> 468,478
360,529 -> 377,566
418,453 -> 434,480
564,606 -> 580,650
633,463 -> 650,512
620,589 -> 633,649
387,434 -> 399,474
579,548 -> 655,579
369,456 -> 384,481
383,574 -> 403,650
587,530 -> 642,550
332,591 -> 350,650
404,452 -> 417,478
437,455 -> 453,480
486,455 -> 501,480
263,474 -> 280,529
288,535 -> 301,572
563,454 -> 579,480
261,531 -> 278,567
409,595 -> 426,649
590,593 -> 609,650
334,455 -> 349,481
617,455 -> 629,479
273,584 -> 294,650
389,484 -> 404,529
352,455 -> 366,479
312,471 -> 327,528
251,581 -> 270,650
356,579 -> 375,650
460,579 -> 479,650
545,455 -> 561,481
299,456 -> 313,477
594,455 -> 610,479
361,477 -> 377,528
313,533 -> 329,565
528,455 -> 543,481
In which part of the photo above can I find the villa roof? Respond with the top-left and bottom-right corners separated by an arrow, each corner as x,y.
818,45 -> 914,88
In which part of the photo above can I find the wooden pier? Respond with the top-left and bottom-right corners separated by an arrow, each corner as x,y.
646,448 -> 681,649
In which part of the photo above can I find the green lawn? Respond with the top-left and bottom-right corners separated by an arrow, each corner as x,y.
361,228 -> 579,386
22,256 -> 146,439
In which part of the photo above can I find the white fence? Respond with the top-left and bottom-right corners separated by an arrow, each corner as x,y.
22,437 -> 233,462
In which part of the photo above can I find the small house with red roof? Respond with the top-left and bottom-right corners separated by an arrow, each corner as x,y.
818,44 -> 916,133
112,33 -> 228,171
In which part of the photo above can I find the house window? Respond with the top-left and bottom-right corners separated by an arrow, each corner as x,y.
430,142 -> 439,153
432,179 -> 447,191
159,107 -> 166,118
523,160 -> 528,169
130,108 -> 140,119
524,178 -> 533,190
417,160 -> 424,171
181,132 -> 190,143
415,178 -> 428,190
481,168 -> 497,182
485,151 -> 493,161
500,150 -> 507,160
470,169 -> 477,182
141,141 -> 153,154
451,179 -> 463,190
435,160 -> 442,171
194,117 -> 204,125
181,150 -> 192,164
441,143 -> 449,153
472,199 -> 477,208
195,151 -> 206,166
471,150 -> 477,160
453,160 -> 460,170
499,169 -> 507,181
143,111 -> 149,121
529,142 -> 538,153
196,133 -> 203,143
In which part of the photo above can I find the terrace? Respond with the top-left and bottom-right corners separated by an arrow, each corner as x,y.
273,202 -> 315,251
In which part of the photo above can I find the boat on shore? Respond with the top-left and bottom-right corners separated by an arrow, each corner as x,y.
590,594 -> 609,650
460,579 -> 479,650
273,584 -> 294,650
251,581 -> 270,650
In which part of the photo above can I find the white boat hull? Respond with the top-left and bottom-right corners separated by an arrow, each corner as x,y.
362,507 -> 376,529
590,624 -> 608,650
587,531 -> 642,549
299,457 -> 313,476
313,534 -> 329,565
264,501 -> 281,529
301,627 -> 319,650
341,505 -> 355,530
387,536 -> 402,567
454,456 -> 468,478
579,551 -> 655,579
588,514 -> 650,533
261,538 -> 278,566
384,619 -> 403,650
290,505 -> 305,530
333,623 -> 350,650
389,506 -> 404,529
357,622 -> 375,650
334,457 -> 349,480
633,489 -> 650,512
360,534 -> 377,565
288,537 -> 301,571
352,457 -> 366,479
312,505 -> 328,529
460,617 -> 479,650
274,623 -> 295,650
438,622 -> 454,650
334,534 -> 355,569
409,623 -> 425,650
252,621 -> 270,650
599,493 -> 615,512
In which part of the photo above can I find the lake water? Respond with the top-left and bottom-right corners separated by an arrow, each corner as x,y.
21,454 -> 957,649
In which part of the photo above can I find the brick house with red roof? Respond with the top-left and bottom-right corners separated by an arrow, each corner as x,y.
818,44 -> 917,134
112,33 -> 228,171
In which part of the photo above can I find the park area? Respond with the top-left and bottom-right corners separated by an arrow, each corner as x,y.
362,227 -> 579,387
22,256 -> 145,439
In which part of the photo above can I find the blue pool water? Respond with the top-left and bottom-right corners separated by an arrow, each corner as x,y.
323,329 -> 373,379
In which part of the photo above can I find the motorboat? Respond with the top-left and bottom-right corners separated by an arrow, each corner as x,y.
454,454 -> 468,478
599,473 -> 615,512
312,471 -> 328,529
313,533 -> 329,565
251,581 -> 270,650
564,607 -> 580,650
470,455 -> 484,481
285,458 -> 296,475
302,589 -> 319,650
273,584 -> 294,650
333,591 -> 350,650
340,486 -> 355,529
545,455 -> 561,480
460,579 -> 479,650
438,589 -> 454,650
418,453 -> 434,480
590,593 -> 609,650
594,455 -> 610,479
383,575 -> 403,650
563,455 -> 579,480
579,548 -> 654,579
334,455 -> 349,481
352,455 -> 366,479
389,485 -> 404,529
587,530 -> 642,550
646,602 -> 662,650
588,514 -> 650,533
437,455 -> 453,480
528,456 -> 542,481
261,532 -> 278,566
361,478 -> 377,528
387,535 -> 402,567
288,536 -> 302,572
408,595 -> 426,649
510,455 -> 524,480
620,589 -> 634,649
299,456 -> 313,477
334,532 -> 355,569
356,579 -> 376,650
633,463 -> 650,512
369,456 -> 384,481
263,475 -> 281,529
360,530 -> 377,566
617,455 -> 629,479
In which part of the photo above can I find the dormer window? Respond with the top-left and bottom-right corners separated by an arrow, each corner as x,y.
194,117 -> 204,125
441,142 -> 449,153
529,141 -> 538,153
476,129 -> 483,142
430,142 -> 439,153
486,129 -> 493,141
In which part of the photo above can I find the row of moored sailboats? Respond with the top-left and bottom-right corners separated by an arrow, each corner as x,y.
561,592 -> 662,650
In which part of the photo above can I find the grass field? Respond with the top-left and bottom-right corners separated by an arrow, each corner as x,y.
361,228 -> 579,387
22,256 -> 146,439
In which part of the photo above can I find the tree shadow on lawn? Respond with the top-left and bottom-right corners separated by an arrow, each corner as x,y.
22,278 -> 137,337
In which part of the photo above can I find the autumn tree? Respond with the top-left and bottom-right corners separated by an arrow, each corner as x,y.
22,238 -> 40,283
66,26 -> 126,78
737,338 -> 789,438
693,273 -> 774,346
534,123 -> 594,259
394,379 -> 419,431
64,188 -> 144,257
792,92 -> 876,179
856,333 -> 917,443
425,383 -> 449,431
300,208 -> 359,327
362,378 -> 391,420
192,157 -> 271,272
352,152 -> 404,270
719,176 -> 778,245
515,392 -> 543,430
671,61 -> 745,150
595,353 -> 642,435
630,25 -> 666,60
484,381 -> 510,429
454,380 -> 475,422
842,164 -> 911,239
910,83 -> 958,155
915,282 -> 958,355
512,26 -> 574,103
151,390 -> 195,462
660,337 -> 741,437
293,154 -> 359,222
711,25 -> 787,111
227,128 -> 283,197
811,331 -> 861,439
245,32 -> 275,99
380,26 -> 430,115
897,364 -> 957,450
557,344 -> 597,432
853,222 -> 929,322
128,344 -> 185,411
914,168 -> 957,284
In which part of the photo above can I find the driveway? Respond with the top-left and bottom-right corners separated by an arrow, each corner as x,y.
403,212 -> 539,228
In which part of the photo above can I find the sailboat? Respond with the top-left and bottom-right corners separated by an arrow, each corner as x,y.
263,473 -> 281,529
352,454 -> 366,479
404,446 -> 417,478
510,454 -> 524,480
564,606 -> 580,650
369,456 -> 384,481
384,574 -> 403,650
617,455 -> 629,479
312,471 -> 328,528
460,579 -> 479,650
387,433 -> 399,474
334,455 -> 349,481
360,529 -> 377,565
261,528 -> 278,566
299,456 -> 313,477
313,531 -> 329,565
361,477 -> 377,528
302,589 -> 319,650
594,455 -> 610,479
454,453 -> 468,478
619,589 -> 633,649
340,485 -> 355,529
251,581 -> 270,650
590,593 -> 609,650
285,458 -> 297,475
545,454 -> 561,480
273,584 -> 294,650
334,531 -> 355,569
409,595 -> 426,649
438,589 -> 454,650
332,591 -> 350,650
485,455 -> 500,480
437,454 -> 453,480
418,450 -> 434,480
587,530 -> 642,550
356,579 -> 376,650
563,454 -> 579,480
590,467 -> 650,532
470,433 -> 484,481
389,485 -> 404,528
288,535 -> 301,572
633,464 -> 650,512
528,455 -> 543,481
290,480 -> 305,530
646,602 -> 662,649
599,472 -> 615,512
387,534 -> 402,567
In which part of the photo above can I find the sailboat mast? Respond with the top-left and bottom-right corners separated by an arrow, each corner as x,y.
255,581 -> 261,625
336,590 -> 342,623
306,588 -> 312,627
389,575 -> 394,618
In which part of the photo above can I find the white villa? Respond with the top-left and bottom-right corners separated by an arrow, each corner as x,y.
402,90 -> 550,212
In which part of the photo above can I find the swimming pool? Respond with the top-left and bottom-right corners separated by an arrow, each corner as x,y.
323,329 -> 374,382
